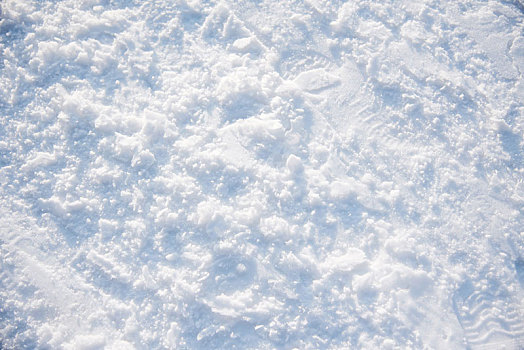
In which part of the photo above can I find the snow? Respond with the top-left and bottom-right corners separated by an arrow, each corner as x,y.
1,0 -> 523,349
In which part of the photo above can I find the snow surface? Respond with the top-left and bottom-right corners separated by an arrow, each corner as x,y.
1,0 -> 524,349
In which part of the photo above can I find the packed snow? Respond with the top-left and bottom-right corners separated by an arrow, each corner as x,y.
1,0 -> 523,348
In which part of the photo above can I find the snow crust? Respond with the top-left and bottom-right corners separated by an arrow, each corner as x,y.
1,0 -> 523,348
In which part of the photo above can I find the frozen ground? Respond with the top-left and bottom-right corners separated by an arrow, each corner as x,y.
1,0 -> 523,348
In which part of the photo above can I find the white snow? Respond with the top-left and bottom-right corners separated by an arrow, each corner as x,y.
1,0 -> 524,349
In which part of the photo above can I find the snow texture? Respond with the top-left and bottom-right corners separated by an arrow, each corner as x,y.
0,0 -> 523,349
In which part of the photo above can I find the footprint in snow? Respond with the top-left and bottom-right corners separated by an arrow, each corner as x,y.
453,278 -> 524,350
205,254 -> 256,293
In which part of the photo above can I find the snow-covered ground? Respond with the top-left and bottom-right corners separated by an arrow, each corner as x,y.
1,0 -> 523,348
